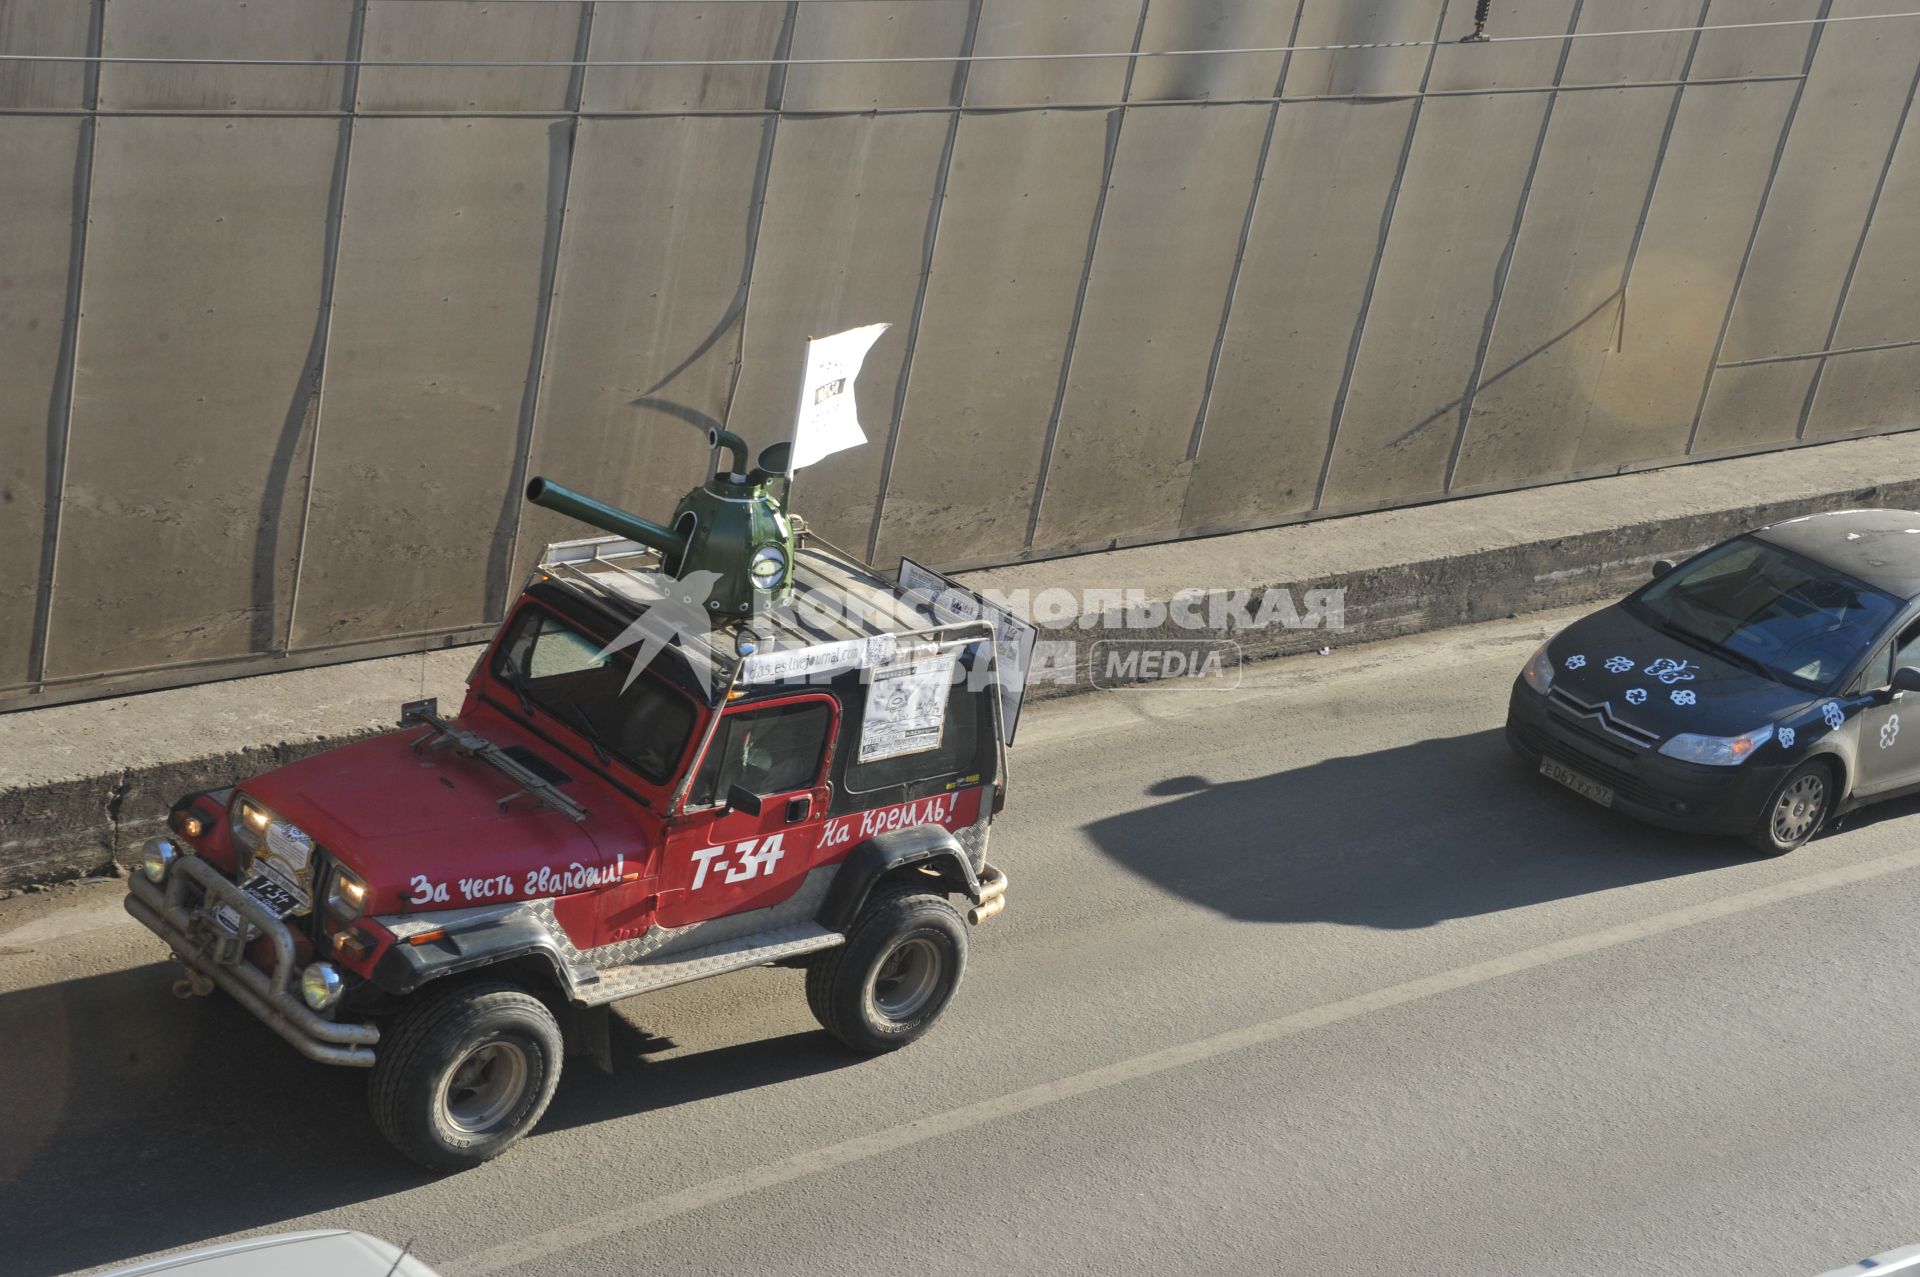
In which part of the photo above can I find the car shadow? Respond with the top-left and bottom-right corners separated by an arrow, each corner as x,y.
1083,728 -> 1758,929
0,962 -> 855,1277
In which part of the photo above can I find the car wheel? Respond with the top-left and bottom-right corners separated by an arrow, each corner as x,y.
368,981 -> 562,1172
1748,760 -> 1834,856
806,887 -> 967,1054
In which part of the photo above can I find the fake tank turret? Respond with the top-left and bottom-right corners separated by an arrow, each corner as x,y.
525,427 -> 798,620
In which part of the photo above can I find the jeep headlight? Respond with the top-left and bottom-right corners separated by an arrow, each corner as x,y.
140,836 -> 179,883
1658,725 -> 1774,766
300,962 -> 345,1011
749,544 -> 787,589
1521,639 -> 1556,694
231,795 -> 272,853
327,867 -> 368,921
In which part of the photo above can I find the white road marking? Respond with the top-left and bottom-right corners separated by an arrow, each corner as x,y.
451,842 -> 1920,1275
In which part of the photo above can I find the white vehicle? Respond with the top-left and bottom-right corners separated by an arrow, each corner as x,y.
92,1231 -> 440,1276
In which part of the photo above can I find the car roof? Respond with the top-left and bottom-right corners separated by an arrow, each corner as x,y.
1751,508 -> 1920,600
532,534 -> 993,706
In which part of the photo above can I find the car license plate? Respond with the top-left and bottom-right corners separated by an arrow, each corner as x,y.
1540,756 -> 1615,807
241,873 -> 303,916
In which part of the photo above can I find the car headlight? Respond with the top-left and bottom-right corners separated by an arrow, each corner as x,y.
327,868 -> 368,921
749,544 -> 787,589
1658,725 -> 1774,766
140,836 -> 179,883
231,795 -> 272,852
300,962 -> 345,1011
1521,639 -> 1556,694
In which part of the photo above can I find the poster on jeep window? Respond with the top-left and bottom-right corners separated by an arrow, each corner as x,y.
859,651 -> 954,763
899,556 -> 1036,746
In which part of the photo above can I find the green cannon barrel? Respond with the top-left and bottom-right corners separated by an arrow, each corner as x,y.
525,476 -> 688,565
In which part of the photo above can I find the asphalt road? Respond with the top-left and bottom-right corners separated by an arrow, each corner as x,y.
4,606 -> 1918,1277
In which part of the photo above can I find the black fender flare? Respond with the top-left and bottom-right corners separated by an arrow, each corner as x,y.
371,911 -> 579,999
817,824 -> 983,933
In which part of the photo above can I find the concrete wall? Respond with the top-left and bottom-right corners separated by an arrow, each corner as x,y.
3,0 -> 1918,708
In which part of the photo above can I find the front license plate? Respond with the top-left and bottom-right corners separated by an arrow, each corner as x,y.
241,874 -> 303,916
1540,756 -> 1615,807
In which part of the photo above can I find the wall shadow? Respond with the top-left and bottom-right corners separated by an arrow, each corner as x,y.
0,961 -> 853,1277
1084,728 -> 1752,930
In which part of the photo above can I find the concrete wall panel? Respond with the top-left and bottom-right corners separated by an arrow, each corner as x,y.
876,110 -> 1110,566
46,118 -> 337,678
1428,0 -> 1577,92
1032,104 -> 1270,551
1694,4 -> 1920,452
1829,84 -> 1920,350
1284,0 -> 1445,98
0,117 -> 83,690
1562,0 -> 1702,87
0,0 -> 90,109
580,2 -> 786,113
1129,0 -> 1298,103
1320,91 -> 1548,510
291,119 -> 555,648
99,0 -> 354,112
358,0 -> 584,112
1184,98 -> 1415,531
1564,80 -> 1798,472
1451,87 -> 1676,492
1690,0 -> 1821,81
782,2 -> 973,111
1806,347 -> 1920,438
1694,361 -> 1820,453
964,0 -> 1138,107
721,113 -> 949,550
517,116 -> 768,574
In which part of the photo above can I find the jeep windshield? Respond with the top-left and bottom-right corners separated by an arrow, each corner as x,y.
494,605 -> 699,785
1625,535 -> 1901,692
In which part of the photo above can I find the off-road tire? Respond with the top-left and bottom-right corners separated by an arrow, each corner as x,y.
368,981 -> 562,1172
1747,759 -> 1834,856
806,887 -> 967,1054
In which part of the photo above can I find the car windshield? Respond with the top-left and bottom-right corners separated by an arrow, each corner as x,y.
1627,536 -> 1902,691
495,606 -> 698,784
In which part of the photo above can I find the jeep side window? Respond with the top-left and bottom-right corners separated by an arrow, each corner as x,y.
689,701 -> 832,807
847,682 -> 983,793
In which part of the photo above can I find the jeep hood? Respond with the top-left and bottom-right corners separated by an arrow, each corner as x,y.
238,715 -> 650,915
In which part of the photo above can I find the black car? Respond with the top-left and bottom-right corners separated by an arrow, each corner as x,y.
1507,509 -> 1920,854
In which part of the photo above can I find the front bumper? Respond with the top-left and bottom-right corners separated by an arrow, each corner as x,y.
1505,681 -> 1790,836
125,854 -> 379,1067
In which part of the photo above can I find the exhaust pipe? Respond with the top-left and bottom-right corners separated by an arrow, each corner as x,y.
968,892 -> 1007,926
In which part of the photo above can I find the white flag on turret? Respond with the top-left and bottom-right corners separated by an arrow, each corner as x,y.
788,323 -> 890,471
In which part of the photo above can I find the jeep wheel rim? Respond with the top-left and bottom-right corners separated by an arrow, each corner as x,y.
1771,773 -> 1825,845
873,937 -> 942,1021
442,1040 -> 530,1134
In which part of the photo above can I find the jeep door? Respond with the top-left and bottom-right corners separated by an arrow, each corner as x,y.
656,693 -> 837,928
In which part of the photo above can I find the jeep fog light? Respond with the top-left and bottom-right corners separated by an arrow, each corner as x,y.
140,836 -> 179,883
301,962 -> 345,1011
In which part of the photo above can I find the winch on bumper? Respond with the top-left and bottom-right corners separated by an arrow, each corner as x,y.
124,843 -> 379,1068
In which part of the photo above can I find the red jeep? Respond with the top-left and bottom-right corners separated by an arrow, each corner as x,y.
125,533 -> 1012,1170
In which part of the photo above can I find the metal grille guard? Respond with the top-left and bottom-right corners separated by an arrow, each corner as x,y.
124,855 -> 379,1067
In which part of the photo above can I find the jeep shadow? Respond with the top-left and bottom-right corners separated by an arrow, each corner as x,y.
1084,728 -> 1747,930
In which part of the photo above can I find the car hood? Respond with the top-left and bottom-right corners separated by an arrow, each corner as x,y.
239,709 -> 652,915
1545,604 -> 1828,740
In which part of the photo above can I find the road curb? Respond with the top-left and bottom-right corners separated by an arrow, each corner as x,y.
6,436 -> 1919,888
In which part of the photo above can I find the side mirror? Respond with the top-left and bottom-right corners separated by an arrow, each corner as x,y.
725,784 -> 763,817
1651,559 -> 1677,580
1893,666 -> 1920,694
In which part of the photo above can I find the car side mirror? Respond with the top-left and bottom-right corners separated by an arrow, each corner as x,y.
725,784 -> 763,817
1892,666 -> 1920,695
1650,559 -> 1677,580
